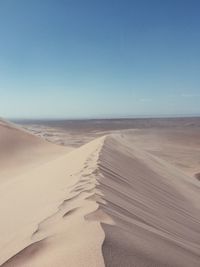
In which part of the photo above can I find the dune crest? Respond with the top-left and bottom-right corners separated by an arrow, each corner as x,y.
0,135 -> 106,266
0,131 -> 200,266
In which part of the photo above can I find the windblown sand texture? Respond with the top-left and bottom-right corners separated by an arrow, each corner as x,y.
0,119 -> 200,267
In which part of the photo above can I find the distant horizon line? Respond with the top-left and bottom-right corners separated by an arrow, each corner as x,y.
8,114 -> 200,122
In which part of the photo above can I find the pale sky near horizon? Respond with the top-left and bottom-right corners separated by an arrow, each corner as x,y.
0,0 -> 200,119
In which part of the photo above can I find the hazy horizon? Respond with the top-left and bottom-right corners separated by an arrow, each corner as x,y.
8,114 -> 200,122
1,0 -> 200,118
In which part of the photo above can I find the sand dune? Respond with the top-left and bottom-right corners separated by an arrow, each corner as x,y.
19,119 -> 200,178
99,135 -> 200,267
0,121 -> 200,266
0,119 -> 68,179
123,128 -> 200,177
0,135 -> 106,266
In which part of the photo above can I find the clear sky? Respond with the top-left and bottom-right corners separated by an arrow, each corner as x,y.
0,0 -> 200,119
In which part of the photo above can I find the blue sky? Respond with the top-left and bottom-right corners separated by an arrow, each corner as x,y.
0,0 -> 200,119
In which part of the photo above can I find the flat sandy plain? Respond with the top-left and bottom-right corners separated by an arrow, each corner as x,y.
0,117 -> 200,266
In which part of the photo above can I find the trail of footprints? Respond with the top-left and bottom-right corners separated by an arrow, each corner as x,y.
31,147 -> 103,241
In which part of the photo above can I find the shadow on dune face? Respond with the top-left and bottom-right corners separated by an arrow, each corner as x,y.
195,173 -> 200,181
101,224 -> 172,267
97,135 -> 200,267
101,222 -> 200,267
1,239 -> 47,267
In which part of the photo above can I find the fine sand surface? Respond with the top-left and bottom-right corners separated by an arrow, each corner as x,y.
0,119 -> 70,179
0,119 -> 200,266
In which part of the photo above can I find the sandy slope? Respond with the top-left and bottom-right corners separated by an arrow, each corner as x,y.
0,123 -> 200,266
0,135 -> 106,267
123,128 -> 200,177
99,135 -> 200,267
0,119 -> 69,180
